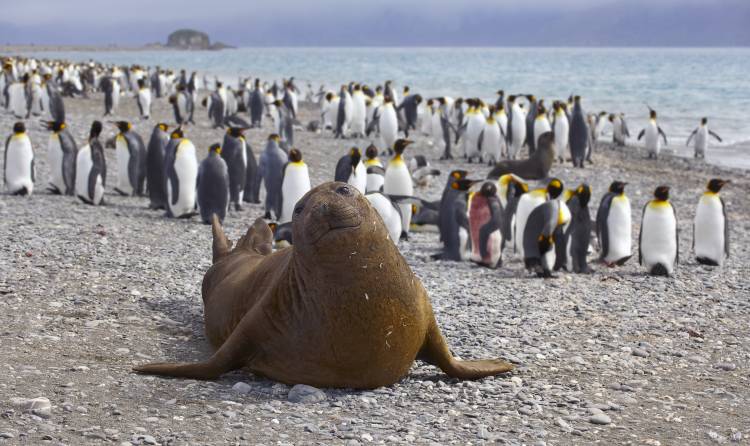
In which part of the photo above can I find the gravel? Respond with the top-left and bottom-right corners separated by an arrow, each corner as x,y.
1,88 -> 749,445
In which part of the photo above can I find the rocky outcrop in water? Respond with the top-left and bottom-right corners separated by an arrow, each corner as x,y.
166,29 -> 233,50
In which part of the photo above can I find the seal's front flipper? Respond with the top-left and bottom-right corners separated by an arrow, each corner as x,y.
418,319 -> 513,380
235,217 -> 274,256
212,214 -> 233,263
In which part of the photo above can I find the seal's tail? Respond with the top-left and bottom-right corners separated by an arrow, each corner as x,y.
418,319 -> 514,380
132,361 -> 225,380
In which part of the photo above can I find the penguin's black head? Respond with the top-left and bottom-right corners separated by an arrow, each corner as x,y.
507,95 -> 516,103
455,98 -> 463,107
209,143 -> 222,155
325,92 -> 334,101
360,145 -> 376,161
526,94 -> 536,102
574,184 -> 591,206
384,96 -> 393,104
497,89 -> 504,96
12,122 -> 25,134
157,123 -> 169,132
273,99 -> 283,107
650,110 -> 657,119
137,78 -> 145,88
349,147 -> 362,166
227,127 -> 246,138
547,178 -> 564,199
537,104 -> 547,115
608,113 -> 615,122
176,84 -> 185,92
480,182 -> 497,197
701,117 -> 708,125
414,94 -> 423,104
114,121 -> 131,133
437,97 -> 446,105
403,85 -> 410,93
573,95 -> 581,104
375,85 -> 383,93
654,186 -> 670,201
393,139 -> 413,155
707,178 -> 728,193
45,120 -> 66,132
168,95 -> 177,104
451,179 -> 476,191
426,98 -> 434,107
170,128 -> 184,139
269,134 -> 281,143
89,121 -> 103,139
488,104 -> 496,115
449,169 -> 467,181
289,148 -> 303,163
216,81 -> 223,88
609,181 -> 627,194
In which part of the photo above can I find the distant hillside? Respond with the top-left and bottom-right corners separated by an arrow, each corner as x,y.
165,29 -> 233,50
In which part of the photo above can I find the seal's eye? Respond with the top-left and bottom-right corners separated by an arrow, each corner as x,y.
336,186 -> 352,196
294,203 -> 304,215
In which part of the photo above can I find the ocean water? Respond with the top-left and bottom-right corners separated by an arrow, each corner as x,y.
19,47 -> 750,168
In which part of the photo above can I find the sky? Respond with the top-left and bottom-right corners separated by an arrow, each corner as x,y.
1,0 -> 748,47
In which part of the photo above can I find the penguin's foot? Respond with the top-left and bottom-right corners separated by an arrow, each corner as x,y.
400,231 -> 409,241
234,203 -> 243,212
263,211 -> 272,220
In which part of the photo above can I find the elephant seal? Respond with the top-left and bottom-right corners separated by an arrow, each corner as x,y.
134,182 -> 513,388
487,131 -> 555,180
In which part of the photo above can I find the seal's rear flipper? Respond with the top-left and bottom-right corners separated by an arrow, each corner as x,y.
132,360 -> 225,380
212,214 -> 233,263
418,320 -> 513,380
235,217 -> 274,256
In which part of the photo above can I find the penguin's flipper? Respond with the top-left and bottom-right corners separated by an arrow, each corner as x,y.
672,203 -> 679,265
658,127 -> 668,145
638,203 -> 647,265
596,194 -> 612,257
722,197 -> 730,257
709,130 -> 723,142
686,128 -> 697,147
417,319 -> 513,379
637,129 -> 645,141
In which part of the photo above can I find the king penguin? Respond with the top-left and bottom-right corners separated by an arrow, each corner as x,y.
433,178 -> 476,261
197,143 -> 230,224
468,181 -> 504,268
639,186 -> 678,276
364,143 -> 384,193
523,199 -> 570,278
45,120 -> 77,195
552,102 -> 569,163
4,122 -> 35,196
258,134 -> 289,220
136,78 -> 151,120
637,109 -> 668,159
596,181 -> 632,266
507,95 -> 526,160
513,178 -> 564,257
75,121 -> 106,205
278,148 -> 311,224
686,117 -> 722,159
378,97 -> 399,155
146,123 -> 169,209
693,178 -> 729,266
241,133 -> 261,205
383,139 -> 414,239
335,147 -> 367,194
220,127 -> 249,211
563,184 -> 593,273
164,128 -> 198,218
569,96 -> 588,168
113,121 -> 147,196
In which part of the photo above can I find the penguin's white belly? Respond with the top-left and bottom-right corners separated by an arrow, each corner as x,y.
279,165 -> 311,224
169,146 -> 198,217
75,145 -> 93,199
465,116 -> 484,157
694,196 -> 725,264
5,136 -> 34,194
380,108 -> 398,149
351,95 -> 366,134
115,137 -> 133,194
138,90 -> 151,116
694,128 -> 708,154
366,172 -> 384,193
366,194 -> 401,244
510,110 -> 526,157
514,194 -> 546,256
534,119 -> 551,146
47,135 -> 65,192
483,123 -> 502,162
8,84 -> 26,118
645,124 -> 660,154
543,243 -> 556,271
112,82 -> 120,108
605,197 -> 632,263
431,113 -> 443,146
554,118 -> 569,158
349,163 -> 367,194
384,163 -> 413,232
641,206 -> 677,274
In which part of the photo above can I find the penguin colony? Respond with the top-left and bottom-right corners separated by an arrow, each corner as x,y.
2,55 -> 732,277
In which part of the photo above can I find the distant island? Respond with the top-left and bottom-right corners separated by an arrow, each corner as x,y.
163,29 -> 233,51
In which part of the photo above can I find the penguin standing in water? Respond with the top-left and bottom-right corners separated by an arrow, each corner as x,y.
596,181 -> 632,266
197,143 -> 230,224
468,181 -> 504,268
552,102 -> 569,163
637,109 -> 668,159
569,96 -> 588,168
383,139 -> 414,239
639,186 -> 678,276
334,147 -> 367,194
686,117 -> 722,159
364,143 -> 385,193
164,129 -> 198,218
249,78 -> 264,127
45,120 -> 76,195
146,123 -> 169,209
278,148 -> 311,224
4,122 -> 35,196
506,95 -> 526,159
433,178 -> 475,261
221,127 -> 249,211
136,78 -> 151,120
561,184 -> 593,273
75,121 -> 106,205
113,121 -> 146,196
523,199 -> 570,278
258,134 -> 288,220
693,179 -> 729,266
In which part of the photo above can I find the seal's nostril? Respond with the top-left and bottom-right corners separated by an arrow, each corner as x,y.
336,186 -> 352,196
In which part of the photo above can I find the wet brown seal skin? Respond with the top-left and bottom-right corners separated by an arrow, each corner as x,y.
487,131 -> 555,180
134,182 -> 513,389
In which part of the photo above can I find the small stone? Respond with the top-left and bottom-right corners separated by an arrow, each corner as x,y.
140,435 -> 157,445
232,382 -> 253,394
361,433 -> 373,442
288,384 -> 326,404
632,348 -> 649,358
11,397 -> 52,418
715,362 -> 737,371
731,431 -> 743,442
477,425 -> 490,440
0,433 -> 15,439
589,413 -> 612,425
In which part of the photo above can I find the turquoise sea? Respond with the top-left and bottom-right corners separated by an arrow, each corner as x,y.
19,47 -> 750,168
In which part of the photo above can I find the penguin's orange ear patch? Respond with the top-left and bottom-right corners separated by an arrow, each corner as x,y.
451,182 -> 459,190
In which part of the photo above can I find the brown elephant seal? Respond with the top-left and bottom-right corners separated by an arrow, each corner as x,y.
487,131 -> 555,180
134,182 -> 513,388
